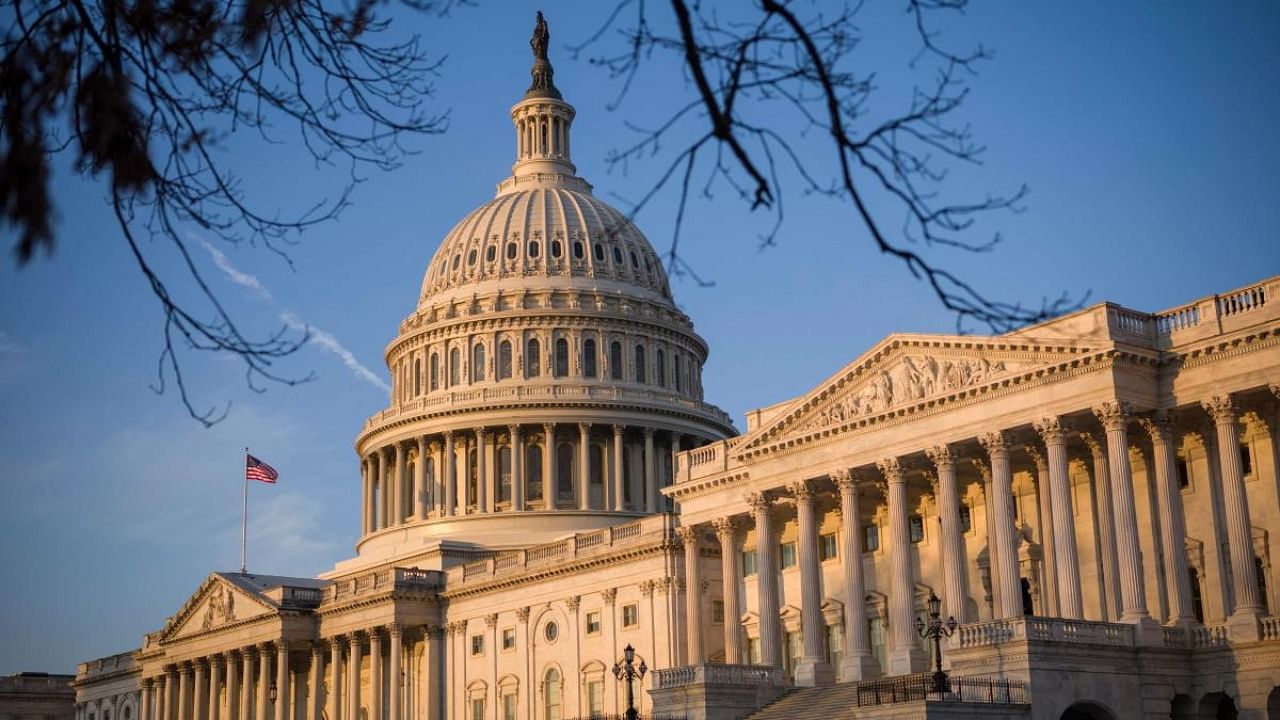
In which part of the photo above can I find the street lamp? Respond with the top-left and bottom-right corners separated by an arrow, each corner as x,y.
914,592 -> 958,695
268,680 -> 278,704
611,644 -> 648,720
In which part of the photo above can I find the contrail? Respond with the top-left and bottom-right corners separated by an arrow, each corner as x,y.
199,240 -> 273,301
280,312 -> 391,395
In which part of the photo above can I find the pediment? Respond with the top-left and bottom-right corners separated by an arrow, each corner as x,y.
736,334 -> 1098,453
161,574 -> 275,642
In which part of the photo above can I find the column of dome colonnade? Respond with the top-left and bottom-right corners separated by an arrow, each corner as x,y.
677,390 -> 1280,684
139,627 -> 442,720
358,426 -> 708,538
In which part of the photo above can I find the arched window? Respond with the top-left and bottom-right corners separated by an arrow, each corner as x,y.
498,341 -> 513,380
430,352 -> 439,391
544,668 -> 562,720
472,343 -> 486,382
635,345 -> 647,384
526,338 -> 541,378
498,446 -> 512,504
589,444 -> 604,490
486,244 -> 496,262
413,358 -> 422,396
573,241 -> 584,259
610,341 -> 623,380
449,348 -> 461,386
554,338 -> 569,378
506,242 -> 517,260
593,243 -> 605,261
613,246 -> 624,264
468,448 -> 478,510
674,353 -> 683,393
656,349 -> 666,387
557,443 -> 575,503
424,457 -> 435,509
528,240 -> 540,258
467,248 -> 477,265
526,445 -> 543,501
583,339 -> 597,378
551,239 -> 562,257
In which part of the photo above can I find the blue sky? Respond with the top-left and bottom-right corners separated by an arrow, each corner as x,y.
1,2 -> 1277,673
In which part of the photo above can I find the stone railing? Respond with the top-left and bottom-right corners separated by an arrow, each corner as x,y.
1261,616 -> 1280,641
447,514 -> 674,587
1107,275 -> 1278,348
651,664 -> 786,690
957,617 -> 1133,648
362,383 -> 734,434
3,674 -> 76,693
76,652 -> 136,680
674,437 -> 748,484
326,567 -> 444,602
1191,623 -> 1229,648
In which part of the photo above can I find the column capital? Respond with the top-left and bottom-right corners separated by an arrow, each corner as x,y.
474,426 -> 487,439
787,479 -> 816,501
1033,416 -> 1070,445
830,468 -> 856,491
978,430 -> 1010,458
483,613 -> 498,628
643,426 -> 655,439
1201,395 -> 1236,425
676,525 -> 700,545
442,429 -> 454,441
1079,431 -> 1105,458
876,457 -> 903,482
508,424 -> 521,437
1137,410 -> 1177,443
515,606 -> 531,623
388,622 -> 402,637
1093,400 -> 1134,431
601,587 -> 618,605
577,422 -> 590,434
612,424 -> 624,436
1024,444 -> 1046,473
208,654 -> 225,668
712,515 -> 741,540
969,457 -> 991,482
924,445 -> 955,469
565,595 -> 581,613
745,491 -> 773,513
542,422 -> 555,434
1270,383 -> 1280,401
142,678 -> 155,690
639,580 -> 656,597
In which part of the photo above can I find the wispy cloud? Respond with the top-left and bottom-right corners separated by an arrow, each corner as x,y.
0,331 -> 23,355
281,312 -> 391,394
199,240 -> 273,301
196,236 -> 388,395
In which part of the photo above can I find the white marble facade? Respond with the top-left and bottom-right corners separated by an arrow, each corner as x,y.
75,16 -> 1280,720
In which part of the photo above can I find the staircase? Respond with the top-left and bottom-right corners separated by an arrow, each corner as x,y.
742,675 -> 1031,720
743,683 -> 863,720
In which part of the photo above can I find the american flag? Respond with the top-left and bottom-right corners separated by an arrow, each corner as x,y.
246,454 -> 279,484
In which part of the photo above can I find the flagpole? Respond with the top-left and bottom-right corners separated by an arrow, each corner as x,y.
241,446 -> 249,574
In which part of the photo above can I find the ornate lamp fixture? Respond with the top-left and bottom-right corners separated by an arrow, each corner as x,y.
611,644 -> 648,720
914,591 -> 959,694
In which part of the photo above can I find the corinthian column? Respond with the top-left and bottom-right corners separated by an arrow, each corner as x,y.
644,428 -> 657,513
256,645 -> 271,720
1203,395 -> 1264,635
1081,433 -> 1121,621
346,635 -> 361,720
747,492 -> 782,668
1026,444 -> 1058,617
578,423 -> 591,510
542,424 -> 556,510
327,640 -> 341,720
509,426 -> 524,511
360,461 -> 371,535
388,626 -> 402,720
1035,417 -> 1083,619
416,436 -> 428,520
208,656 -> 222,720
881,458 -> 926,674
141,679 -> 154,720
612,425 -> 626,511
274,642 -> 289,720
979,432 -> 1022,619
193,660 -> 206,720
833,470 -> 878,680
369,630 -> 381,720
238,651 -> 252,720
926,446 -> 969,623
791,480 -> 833,686
1139,412 -> 1196,625
442,432 -> 456,517
676,526 -> 704,663
307,644 -> 322,720
176,664 -> 191,720
476,428 -> 490,513
1093,402 -> 1156,631
393,442 -> 406,525
712,517 -> 743,664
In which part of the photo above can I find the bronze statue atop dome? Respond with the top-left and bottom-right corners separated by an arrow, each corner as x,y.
525,11 -> 561,99
531,11 -> 550,61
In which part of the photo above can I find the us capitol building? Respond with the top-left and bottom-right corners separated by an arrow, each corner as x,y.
71,16 -> 1280,720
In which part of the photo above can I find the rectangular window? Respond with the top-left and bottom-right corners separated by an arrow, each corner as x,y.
470,698 -> 485,720
959,503 -> 972,533
747,637 -> 761,665
780,541 -> 798,569
502,628 -> 516,650
785,631 -> 803,677
470,634 -> 484,656
819,533 -> 838,561
586,611 -> 602,635
712,600 -> 725,623
1176,457 -> 1190,489
622,603 -> 639,627
742,549 -> 758,576
827,624 -> 844,678
909,514 -> 925,544
587,680 -> 604,716
864,525 -> 880,553
502,694 -> 517,720
1240,442 -> 1253,477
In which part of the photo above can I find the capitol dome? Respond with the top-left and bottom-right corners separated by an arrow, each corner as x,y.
346,21 -> 734,565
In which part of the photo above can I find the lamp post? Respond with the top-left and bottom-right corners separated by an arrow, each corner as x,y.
268,680 -> 278,705
611,644 -> 647,720
914,591 -> 958,695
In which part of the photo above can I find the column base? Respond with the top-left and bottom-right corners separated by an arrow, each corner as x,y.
839,654 -> 881,682
887,646 -> 927,676
1124,615 -> 1164,646
1227,609 -> 1263,643
793,658 -> 834,687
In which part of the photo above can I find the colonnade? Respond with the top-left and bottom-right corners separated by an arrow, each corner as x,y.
361,425 -> 696,535
140,626 -> 433,720
679,394 -> 1270,684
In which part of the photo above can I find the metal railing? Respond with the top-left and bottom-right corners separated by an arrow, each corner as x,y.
854,674 -> 1026,706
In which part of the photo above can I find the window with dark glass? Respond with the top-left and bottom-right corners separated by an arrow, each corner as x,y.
526,338 -> 541,378
486,245 -> 496,262
551,239 -> 563,257
630,250 -> 639,268
820,533 -> 838,561
449,348 -> 461,386
430,352 -> 439,391
712,600 -> 725,623
593,243 -> 605,261
413,358 -> 421,396
502,628 -> 516,650
583,339 -> 597,378
472,343 -> 485,382
959,503 -> 972,533
573,241 -> 584,259
655,349 -> 666,388
557,443 -> 575,501
589,444 -> 604,490
1189,566 -> 1204,623
499,446 -> 512,503
526,445 -> 543,500
585,611 -> 601,635
1241,443 -> 1253,476
779,541 -> 797,569
471,634 -> 484,656
610,342 -> 623,380
498,341 -> 513,380
554,338 -> 569,377
742,549 -> 757,576
467,249 -> 477,265
622,604 -> 639,627
506,242 -> 517,259
1176,457 -> 1190,489
528,240 -> 540,257
634,345 -> 647,383
909,514 -> 925,543
613,246 -> 623,264
864,525 -> 880,553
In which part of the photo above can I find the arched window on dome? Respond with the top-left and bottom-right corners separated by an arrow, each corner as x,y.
468,447 -> 478,511
449,348 -> 461,386
467,248 -> 477,266
556,443 -> 575,504
525,444 -> 543,501
526,338 -> 541,378
528,240 -> 540,258
674,352 -> 683,393
486,244 -> 496,263
540,121 -> 548,155
630,250 -> 639,268
573,241 -> 584,260
543,668 -> 562,720
554,338 -> 569,378
498,446 -> 512,504
656,349 -> 666,388
472,343 -> 486,382
582,339 -> 597,379
635,345 -> 647,384
551,239 -> 563,258
612,246 -> 623,264
414,358 -> 422,396
589,443 -> 605,507
424,456 -> 435,509
593,243 -> 605,262
498,341 -> 513,380
430,352 -> 440,391
506,242 -> 517,260
610,342 -> 623,381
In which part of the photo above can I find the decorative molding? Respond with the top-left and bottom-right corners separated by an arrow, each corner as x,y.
675,526 -> 699,545
787,479 -> 815,501
831,468 -> 856,491
876,457 -> 903,483
711,516 -> 741,540
1033,416 -> 1068,446
1093,400 -> 1133,431
601,588 -> 617,605
924,445 -> 955,469
978,431 -> 1010,458
745,491 -> 772,513
565,595 -> 580,613
515,607 -> 530,623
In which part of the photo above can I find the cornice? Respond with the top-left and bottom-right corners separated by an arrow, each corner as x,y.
1171,324 -> 1280,371
665,470 -> 750,500
441,538 -> 675,600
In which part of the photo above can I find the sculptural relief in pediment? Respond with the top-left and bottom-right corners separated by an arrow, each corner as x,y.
796,353 -> 1035,432
168,581 -> 271,640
